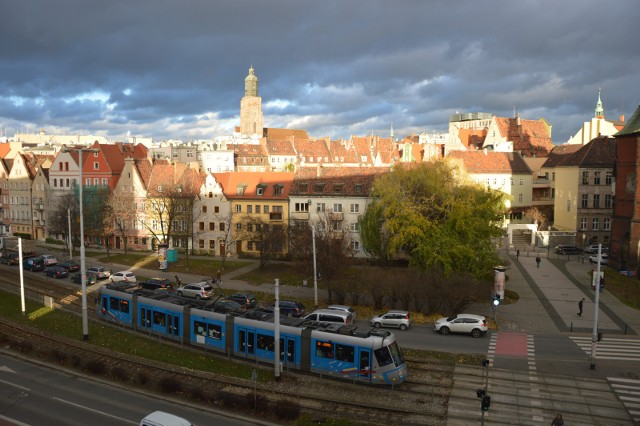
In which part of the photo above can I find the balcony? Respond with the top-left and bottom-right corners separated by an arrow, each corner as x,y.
532,196 -> 554,206
329,212 -> 344,221
269,212 -> 283,221
38,204 -> 44,210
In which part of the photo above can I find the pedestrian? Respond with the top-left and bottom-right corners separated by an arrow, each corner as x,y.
536,255 -> 541,268
516,249 -> 520,260
577,298 -> 585,317
551,413 -> 564,426
174,275 -> 181,287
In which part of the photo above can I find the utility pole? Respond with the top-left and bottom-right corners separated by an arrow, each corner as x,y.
590,244 -> 602,369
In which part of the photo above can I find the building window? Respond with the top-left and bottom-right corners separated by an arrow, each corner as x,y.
350,204 -> 359,213
593,194 -> 600,208
582,171 -> 589,185
351,241 -> 360,251
209,240 -> 215,249
314,184 -> 325,193
605,171 -> 612,185
295,202 -> 309,212
209,222 -> 215,231
219,222 -> 225,231
236,223 -> 242,230
273,185 -> 283,195
198,239 -> 204,249
519,178 -> 523,185
299,183 -> 308,192
199,222 -> 205,231
592,218 -> 599,230
94,162 -> 99,170
566,200 -> 571,212
580,218 -> 587,231
518,194 -> 523,203
581,194 -> 589,208
102,178 -> 108,186
350,222 -> 360,232
354,184 -> 363,194
214,206 -> 219,213
247,205 -> 253,214
603,218 -> 611,231
235,205 -> 242,213
605,194 -> 613,208
333,203 -> 343,213
256,186 -> 265,196
255,205 -> 261,214
316,203 -> 325,212
594,172 -> 601,185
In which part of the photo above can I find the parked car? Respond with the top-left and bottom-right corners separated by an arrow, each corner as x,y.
176,282 -> 214,300
44,265 -> 69,278
212,299 -> 244,314
304,309 -> 353,325
0,252 -> 20,265
434,313 -> 488,338
139,411 -> 192,426
110,271 -> 137,283
23,257 -> 45,272
585,245 -> 609,254
228,292 -> 257,309
554,245 -> 583,255
58,260 -> 81,272
327,304 -> 357,321
139,278 -> 173,291
268,300 -> 306,317
40,254 -> 58,266
370,310 -> 411,330
589,253 -> 609,265
86,266 -> 111,280
70,272 -> 98,285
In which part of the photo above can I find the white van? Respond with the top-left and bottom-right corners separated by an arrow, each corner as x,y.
303,309 -> 354,325
139,411 -> 193,426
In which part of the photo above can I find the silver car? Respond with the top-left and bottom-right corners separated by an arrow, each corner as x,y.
176,282 -> 214,300
370,310 -> 411,330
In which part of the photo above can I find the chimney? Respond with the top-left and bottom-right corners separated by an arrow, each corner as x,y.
516,113 -> 521,126
620,114 -> 625,123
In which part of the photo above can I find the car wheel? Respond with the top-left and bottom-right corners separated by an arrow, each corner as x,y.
373,322 -> 381,328
440,326 -> 450,336
195,295 -> 201,300
287,312 -> 293,317
471,329 -> 482,338
177,291 -> 183,297
399,324 -> 408,331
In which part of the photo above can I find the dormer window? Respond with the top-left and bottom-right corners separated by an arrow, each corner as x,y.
256,184 -> 267,196
157,185 -> 163,193
237,186 -> 245,195
273,184 -> 283,196
333,184 -> 344,194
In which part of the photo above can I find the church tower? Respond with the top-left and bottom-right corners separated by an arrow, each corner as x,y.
240,66 -> 264,137
595,88 -> 604,118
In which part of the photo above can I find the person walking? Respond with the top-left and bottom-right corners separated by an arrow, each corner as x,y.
536,255 -> 541,268
551,413 -> 564,426
577,298 -> 585,317
516,249 -> 520,260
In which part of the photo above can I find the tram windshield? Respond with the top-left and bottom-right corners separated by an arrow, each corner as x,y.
374,341 -> 404,367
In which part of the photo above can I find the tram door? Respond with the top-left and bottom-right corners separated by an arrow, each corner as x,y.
358,349 -> 372,381
238,329 -> 255,356
279,337 -> 296,367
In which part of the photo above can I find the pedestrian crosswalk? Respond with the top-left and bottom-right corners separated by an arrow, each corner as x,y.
570,336 -> 640,362
607,377 -> 640,423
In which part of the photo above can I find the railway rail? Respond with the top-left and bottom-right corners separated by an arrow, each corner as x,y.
0,269 -> 451,425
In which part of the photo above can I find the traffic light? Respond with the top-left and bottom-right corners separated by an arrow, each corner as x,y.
493,294 -> 501,306
481,394 -> 491,411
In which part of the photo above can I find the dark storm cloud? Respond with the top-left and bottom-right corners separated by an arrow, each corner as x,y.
0,0 -> 638,142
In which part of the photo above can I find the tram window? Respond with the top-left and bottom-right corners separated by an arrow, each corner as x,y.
119,300 -> 129,314
110,298 -> 120,311
208,324 -> 221,339
387,341 -> 404,366
153,311 -> 166,326
257,334 -> 274,351
102,297 -> 108,311
374,346 -> 393,367
335,344 -> 354,363
194,321 -> 206,336
315,341 -> 334,359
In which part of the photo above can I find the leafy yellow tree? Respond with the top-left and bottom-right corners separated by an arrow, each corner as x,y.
363,160 -> 506,278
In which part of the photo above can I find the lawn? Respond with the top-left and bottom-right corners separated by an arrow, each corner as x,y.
602,269 -> 640,310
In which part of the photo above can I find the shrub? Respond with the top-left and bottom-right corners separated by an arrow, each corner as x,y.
49,349 -> 68,364
158,376 -> 181,394
136,372 -> 150,385
85,360 -> 107,375
111,367 -> 129,382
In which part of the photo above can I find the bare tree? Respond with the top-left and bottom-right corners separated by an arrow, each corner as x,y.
48,193 -> 79,255
106,189 -> 140,255
236,214 -> 287,271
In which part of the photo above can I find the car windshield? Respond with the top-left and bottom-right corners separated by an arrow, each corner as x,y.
446,316 -> 457,321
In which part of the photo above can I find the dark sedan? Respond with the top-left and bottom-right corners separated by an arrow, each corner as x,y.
70,272 -> 98,285
212,299 -> 244,314
139,278 -> 173,291
44,266 -> 69,279
58,260 -> 81,272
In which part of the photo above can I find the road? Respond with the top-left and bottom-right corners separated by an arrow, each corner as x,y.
0,353 -> 255,426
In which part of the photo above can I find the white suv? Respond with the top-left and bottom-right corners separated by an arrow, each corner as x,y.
434,314 -> 488,338
370,310 -> 411,330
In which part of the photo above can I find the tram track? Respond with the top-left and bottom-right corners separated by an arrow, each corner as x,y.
0,269 -> 451,425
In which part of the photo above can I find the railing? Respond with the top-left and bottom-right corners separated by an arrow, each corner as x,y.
269,212 -> 283,221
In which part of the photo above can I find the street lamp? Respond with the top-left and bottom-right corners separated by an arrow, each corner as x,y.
65,146 -> 99,341
307,199 -> 318,309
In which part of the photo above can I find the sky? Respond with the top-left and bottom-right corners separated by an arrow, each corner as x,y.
1,1 -> 639,145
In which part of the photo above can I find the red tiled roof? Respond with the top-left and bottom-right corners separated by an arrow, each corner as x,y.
291,166 -> 389,196
494,117 -> 553,157
213,171 -> 294,199
459,128 -> 487,149
447,150 -> 532,174
263,127 -> 309,141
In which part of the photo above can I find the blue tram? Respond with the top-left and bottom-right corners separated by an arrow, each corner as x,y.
97,284 -> 407,385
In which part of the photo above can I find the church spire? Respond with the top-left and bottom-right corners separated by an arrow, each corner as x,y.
595,88 -> 604,118
245,66 -> 259,97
